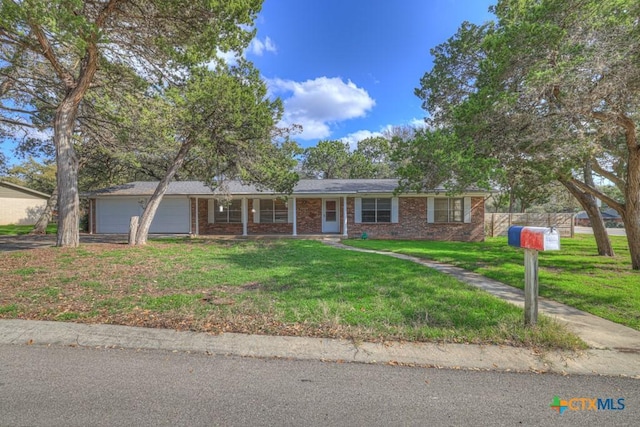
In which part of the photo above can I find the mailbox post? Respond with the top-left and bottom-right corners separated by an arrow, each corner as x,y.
508,226 -> 560,326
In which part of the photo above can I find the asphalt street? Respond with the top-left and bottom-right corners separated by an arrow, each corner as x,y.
0,344 -> 637,427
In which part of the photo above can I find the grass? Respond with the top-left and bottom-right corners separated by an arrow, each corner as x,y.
344,235 -> 640,331
0,239 -> 585,350
0,224 -> 57,235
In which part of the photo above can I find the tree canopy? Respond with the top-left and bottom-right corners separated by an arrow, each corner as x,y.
1,0 -> 263,247
131,62 -> 298,245
411,0 -> 640,267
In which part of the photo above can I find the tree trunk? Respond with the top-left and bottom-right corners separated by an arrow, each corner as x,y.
30,186 -> 58,234
134,139 -> 194,245
54,101 -> 81,247
622,143 -> 640,270
560,179 -> 614,256
32,21 -> 100,247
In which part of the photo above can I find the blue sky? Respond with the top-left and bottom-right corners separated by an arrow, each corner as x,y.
244,0 -> 496,148
1,0 -> 496,167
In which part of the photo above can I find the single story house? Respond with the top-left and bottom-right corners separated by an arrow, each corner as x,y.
85,179 -> 488,241
0,180 -> 50,225
574,208 -> 623,227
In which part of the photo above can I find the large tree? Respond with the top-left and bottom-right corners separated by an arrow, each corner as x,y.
413,1 -> 640,263
0,0 -> 262,247
484,0 -> 639,265
130,63 -> 298,245
301,137 -> 400,179
301,140 -> 352,179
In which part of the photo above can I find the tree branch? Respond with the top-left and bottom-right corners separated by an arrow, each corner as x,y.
591,111 -> 639,151
28,22 -> 75,89
591,160 -> 625,190
569,177 -> 625,213
0,117 -> 37,128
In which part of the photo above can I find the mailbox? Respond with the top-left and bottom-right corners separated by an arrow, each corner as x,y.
508,226 -> 560,251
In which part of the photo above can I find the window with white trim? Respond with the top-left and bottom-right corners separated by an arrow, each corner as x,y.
213,199 -> 242,223
260,199 -> 288,223
433,198 -> 463,223
361,198 -> 392,223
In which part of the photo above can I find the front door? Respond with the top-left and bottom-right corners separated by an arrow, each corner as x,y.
322,199 -> 340,233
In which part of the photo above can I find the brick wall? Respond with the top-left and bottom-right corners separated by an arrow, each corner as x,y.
296,198 -> 325,234
191,198 -> 244,235
190,196 -> 484,241
346,197 -> 485,242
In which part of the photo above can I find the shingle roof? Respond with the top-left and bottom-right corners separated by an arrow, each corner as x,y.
0,180 -> 50,199
574,208 -> 621,220
85,179 -> 487,197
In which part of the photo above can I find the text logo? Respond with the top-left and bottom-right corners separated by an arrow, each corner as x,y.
550,396 -> 568,414
550,396 -> 625,414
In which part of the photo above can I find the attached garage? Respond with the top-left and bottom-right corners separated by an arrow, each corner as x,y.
95,197 -> 190,234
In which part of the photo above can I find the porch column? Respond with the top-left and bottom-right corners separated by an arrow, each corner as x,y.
242,197 -> 248,236
194,197 -> 199,236
292,197 -> 297,236
343,196 -> 348,237
89,199 -> 94,235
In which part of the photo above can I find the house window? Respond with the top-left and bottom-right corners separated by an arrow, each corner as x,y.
433,198 -> 463,223
260,199 -> 288,223
362,198 -> 391,223
213,199 -> 242,223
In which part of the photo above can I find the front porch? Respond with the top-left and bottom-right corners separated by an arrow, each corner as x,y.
191,196 -> 349,237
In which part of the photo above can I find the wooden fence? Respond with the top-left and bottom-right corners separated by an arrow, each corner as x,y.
485,213 -> 575,237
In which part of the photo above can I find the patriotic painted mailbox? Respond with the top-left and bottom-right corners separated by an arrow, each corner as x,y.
508,226 -> 560,326
508,226 -> 560,251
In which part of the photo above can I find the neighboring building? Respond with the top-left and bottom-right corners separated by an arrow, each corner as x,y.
574,208 -> 623,227
0,181 -> 50,225
85,179 -> 488,241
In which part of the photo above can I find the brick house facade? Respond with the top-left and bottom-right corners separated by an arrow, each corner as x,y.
87,180 -> 488,242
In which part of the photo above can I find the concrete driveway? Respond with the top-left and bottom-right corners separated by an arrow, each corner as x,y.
574,226 -> 627,236
0,234 -> 189,252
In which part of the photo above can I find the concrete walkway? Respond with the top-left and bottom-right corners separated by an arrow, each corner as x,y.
325,241 -> 640,353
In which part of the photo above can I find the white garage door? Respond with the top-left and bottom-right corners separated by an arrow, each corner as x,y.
96,198 -> 189,234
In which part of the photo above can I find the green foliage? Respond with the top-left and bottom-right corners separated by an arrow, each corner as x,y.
394,129 -> 496,194
301,140 -> 352,179
4,157 -> 56,194
414,0 -> 640,266
176,63 -> 298,193
301,137 -> 399,179
1,0 -> 266,245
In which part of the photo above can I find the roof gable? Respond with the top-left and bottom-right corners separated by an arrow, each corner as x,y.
0,180 -> 50,199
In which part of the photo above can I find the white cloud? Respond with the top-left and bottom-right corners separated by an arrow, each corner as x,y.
341,130 -> 382,150
214,49 -> 239,67
269,77 -> 375,140
409,117 -> 428,129
249,36 -> 277,56
340,117 -> 430,149
215,36 -> 276,66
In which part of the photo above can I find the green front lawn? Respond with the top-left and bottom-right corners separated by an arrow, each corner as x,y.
0,239 -> 584,349
0,224 -> 57,235
344,235 -> 640,330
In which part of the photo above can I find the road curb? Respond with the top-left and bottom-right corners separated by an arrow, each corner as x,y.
1,319 -> 638,378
